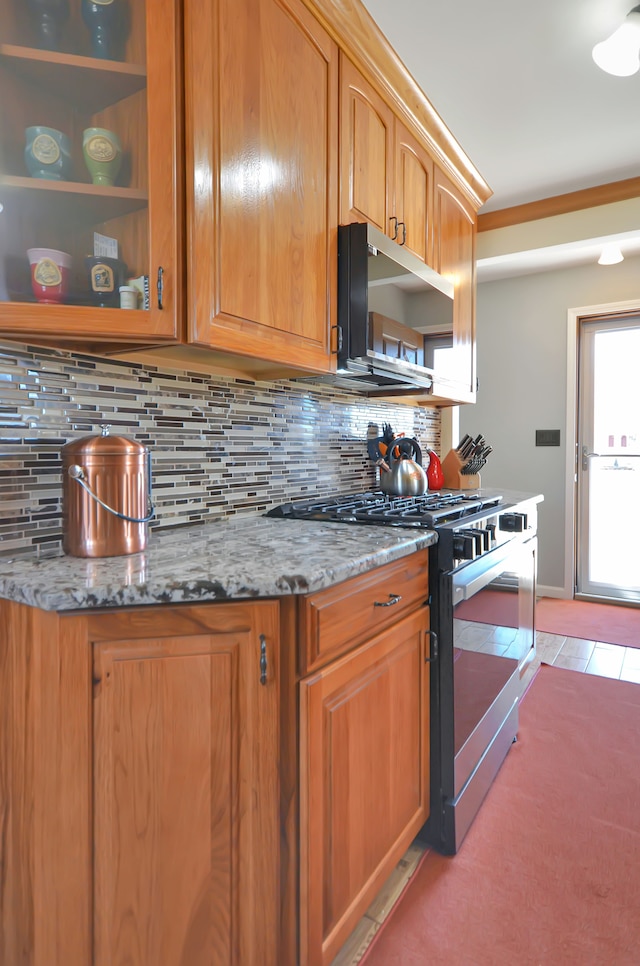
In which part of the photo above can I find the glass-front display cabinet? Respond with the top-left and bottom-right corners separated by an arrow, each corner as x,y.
0,0 -> 181,346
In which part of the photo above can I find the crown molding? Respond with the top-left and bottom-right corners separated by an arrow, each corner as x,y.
305,0 -> 492,209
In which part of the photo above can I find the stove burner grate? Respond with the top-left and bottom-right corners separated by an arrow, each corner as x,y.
266,490 -> 502,528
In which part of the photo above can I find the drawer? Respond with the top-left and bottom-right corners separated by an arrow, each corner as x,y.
299,549 -> 429,674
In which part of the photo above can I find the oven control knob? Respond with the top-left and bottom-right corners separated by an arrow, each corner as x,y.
477,527 -> 492,552
499,512 -> 528,532
453,532 -> 476,559
470,530 -> 485,556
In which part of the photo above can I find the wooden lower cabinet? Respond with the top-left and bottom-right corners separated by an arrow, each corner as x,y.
0,599 -> 284,966
299,607 -> 430,966
0,553 -> 430,966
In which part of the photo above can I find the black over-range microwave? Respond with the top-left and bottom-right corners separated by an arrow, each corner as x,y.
336,222 -> 454,393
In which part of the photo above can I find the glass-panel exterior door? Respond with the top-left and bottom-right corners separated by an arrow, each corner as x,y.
577,316 -> 640,602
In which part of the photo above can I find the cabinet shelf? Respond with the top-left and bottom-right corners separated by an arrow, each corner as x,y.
0,176 -> 148,224
0,44 -> 146,113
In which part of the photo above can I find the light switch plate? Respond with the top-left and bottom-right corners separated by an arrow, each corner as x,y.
535,429 -> 560,447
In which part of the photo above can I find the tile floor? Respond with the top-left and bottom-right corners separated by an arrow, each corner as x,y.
330,627 -> 640,966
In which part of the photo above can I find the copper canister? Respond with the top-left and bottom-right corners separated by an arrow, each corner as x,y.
62,426 -> 153,557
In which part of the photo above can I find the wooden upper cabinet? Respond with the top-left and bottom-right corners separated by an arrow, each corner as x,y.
0,0 -> 181,345
395,123 -> 434,265
339,54 -> 394,234
185,0 -> 338,374
340,55 -> 433,266
430,167 -> 477,403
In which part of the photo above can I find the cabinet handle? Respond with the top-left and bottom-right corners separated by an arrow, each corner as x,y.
398,222 -> 406,246
374,593 -> 402,607
156,266 -> 164,309
389,216 -> 399,240
259,634 -> 268,685
425,629 -> 438,663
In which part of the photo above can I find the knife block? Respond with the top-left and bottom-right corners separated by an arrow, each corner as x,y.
441,449 -> 481,490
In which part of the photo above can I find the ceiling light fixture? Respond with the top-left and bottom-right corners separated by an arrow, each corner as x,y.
592,5 -> 640,76
598,244 -> 624,265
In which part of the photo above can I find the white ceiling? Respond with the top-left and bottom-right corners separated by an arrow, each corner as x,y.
361,0 -> 640,279
361,0 -> 640,212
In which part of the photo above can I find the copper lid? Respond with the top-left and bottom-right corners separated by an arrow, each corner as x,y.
62,425 -> 148,460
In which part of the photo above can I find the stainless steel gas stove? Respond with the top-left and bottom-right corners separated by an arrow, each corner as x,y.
268,486 -> 543,854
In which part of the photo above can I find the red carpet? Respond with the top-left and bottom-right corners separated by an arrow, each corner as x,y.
361,664 -> 640,965
456,589 -> 640,649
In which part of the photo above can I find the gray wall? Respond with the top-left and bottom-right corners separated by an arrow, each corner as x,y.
461,254 -> 640,594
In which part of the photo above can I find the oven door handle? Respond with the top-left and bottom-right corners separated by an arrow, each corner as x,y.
452,536 -> 536,604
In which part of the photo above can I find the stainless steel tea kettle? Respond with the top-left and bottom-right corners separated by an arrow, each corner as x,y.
379,437 -> 427,496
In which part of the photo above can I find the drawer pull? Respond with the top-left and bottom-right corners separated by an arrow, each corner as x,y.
259,634 -> 268,685
374,593 -> 402,607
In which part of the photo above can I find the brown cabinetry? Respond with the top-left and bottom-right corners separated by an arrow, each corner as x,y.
428,167 -> 477,403
340,55 -> 433,267
299,609 -> 430,966
0,548 -> 431,966
339,56 -> 394,237
395,123 -> 434,266
339,53 -> 482,406
0,0 -> 182,345
0,0 -> 484,398
299,548 -> 429,674
298,554 -> 430,966
184,0 -> 338,374
0,599 -> 283,966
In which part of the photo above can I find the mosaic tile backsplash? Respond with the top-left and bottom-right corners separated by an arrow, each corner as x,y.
0,341 -> 441,557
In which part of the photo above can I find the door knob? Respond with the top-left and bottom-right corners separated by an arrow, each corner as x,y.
581,446 -> 599,470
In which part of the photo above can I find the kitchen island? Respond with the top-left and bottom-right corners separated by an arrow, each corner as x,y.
0,517 -> 435,966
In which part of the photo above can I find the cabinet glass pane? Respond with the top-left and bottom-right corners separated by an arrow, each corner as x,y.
0,0 -> 150,311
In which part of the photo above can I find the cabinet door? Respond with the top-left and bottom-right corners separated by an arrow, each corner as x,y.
395,121 -> 433,266
0,0 -> 181,344
339,54 -> 394,236
299,608 -> 430,966
92,602 -> 280,966
186,0 -> 337,374
430,167 -> 477,403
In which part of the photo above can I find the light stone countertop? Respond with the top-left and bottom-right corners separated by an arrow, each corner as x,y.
0,516 -> 437,612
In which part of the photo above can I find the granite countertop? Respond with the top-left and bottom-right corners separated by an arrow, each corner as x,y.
0,516 -> 437,612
